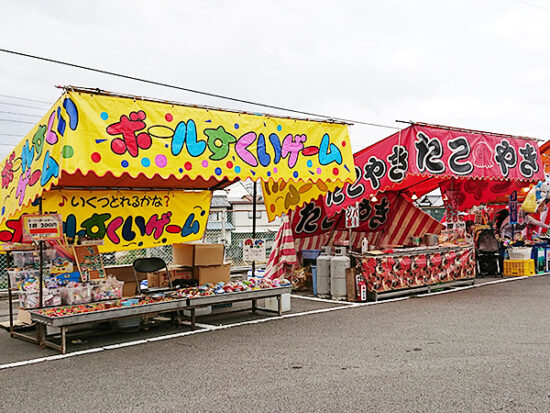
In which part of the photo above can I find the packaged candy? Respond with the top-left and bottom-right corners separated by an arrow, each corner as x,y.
61,283 -> 92,305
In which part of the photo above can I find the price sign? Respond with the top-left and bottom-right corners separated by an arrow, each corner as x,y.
509,190 -> 518,225
243,238 -> 266,262
22,214 -> 63,242
345,204 -> 360,228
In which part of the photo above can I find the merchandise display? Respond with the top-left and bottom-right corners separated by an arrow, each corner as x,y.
18,289 -> 62,309
91,277 -> 124,301
61,283 -> 92,305
172,277 -> 290,299
361,247 -> 475,293
31,277 -> 290,318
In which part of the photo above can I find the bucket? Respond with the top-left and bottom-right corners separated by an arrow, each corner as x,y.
311,265 -> 317,296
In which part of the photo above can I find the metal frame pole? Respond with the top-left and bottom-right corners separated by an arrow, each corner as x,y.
38,197 -> 43,309
252,181 -> 257,276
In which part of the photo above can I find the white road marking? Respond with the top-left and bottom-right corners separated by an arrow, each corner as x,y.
0,273 -> 546,371
291,294 -> 354,304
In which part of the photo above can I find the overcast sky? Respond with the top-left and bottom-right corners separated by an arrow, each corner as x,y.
1,0 -> 550,161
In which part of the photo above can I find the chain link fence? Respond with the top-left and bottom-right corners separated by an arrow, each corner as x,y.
0,210 -> 280,289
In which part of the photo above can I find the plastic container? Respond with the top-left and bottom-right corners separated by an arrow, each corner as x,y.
61,284 -> 91,305
507,247 -> 533,260
7,269 -> 40,290
302,249 -> 321,260
18,289 -> 61,309
91,278 -> 124,301
11,251 -> 36,267
503,259 -> 535,277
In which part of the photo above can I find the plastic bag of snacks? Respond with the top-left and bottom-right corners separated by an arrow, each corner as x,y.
61,282 -> 91,305
91,277 -> 124,302
18,289 -> 62,309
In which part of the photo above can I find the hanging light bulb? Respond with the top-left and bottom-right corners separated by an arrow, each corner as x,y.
411,192 -> 418,200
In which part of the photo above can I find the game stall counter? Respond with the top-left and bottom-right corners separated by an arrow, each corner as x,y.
270,122 -> 545,302
0,86 -> 357,353
28,277 -> 291,353
358,245 -> 475,302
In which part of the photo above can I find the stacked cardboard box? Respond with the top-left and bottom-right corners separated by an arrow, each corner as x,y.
173,243 -> 230,284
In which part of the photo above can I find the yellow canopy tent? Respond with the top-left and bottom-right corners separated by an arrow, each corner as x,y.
0,87 -> 355,251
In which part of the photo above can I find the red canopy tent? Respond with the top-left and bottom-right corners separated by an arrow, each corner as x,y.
324,122 -> 545,216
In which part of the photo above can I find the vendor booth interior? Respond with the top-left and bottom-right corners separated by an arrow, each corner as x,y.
0,86 -> 356,353
265,122 -> 546,301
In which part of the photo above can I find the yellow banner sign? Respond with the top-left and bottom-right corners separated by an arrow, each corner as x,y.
262,179 -> 343,222
40,190 -> 212,252
0,89 -> 354,223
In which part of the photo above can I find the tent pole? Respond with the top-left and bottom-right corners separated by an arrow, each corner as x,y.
252,181 -> 257,277
38,197 -> 44,310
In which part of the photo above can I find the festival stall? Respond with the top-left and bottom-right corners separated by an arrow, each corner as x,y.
0,86 -> 355,352
265,122 -> 545,300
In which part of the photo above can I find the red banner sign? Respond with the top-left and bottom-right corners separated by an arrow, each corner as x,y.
324,124 -> 544,216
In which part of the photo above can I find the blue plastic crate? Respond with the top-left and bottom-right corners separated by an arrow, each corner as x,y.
302,249 -> 321,260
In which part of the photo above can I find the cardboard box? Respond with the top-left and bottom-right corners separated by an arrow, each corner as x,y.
169,267 -> 192,281
172,243 -> 194,267
155,269 -> 191,287
192,263 -> 230,285
147,273 -> 159,288
105,265 -> 137,297
194,244 -> 224,266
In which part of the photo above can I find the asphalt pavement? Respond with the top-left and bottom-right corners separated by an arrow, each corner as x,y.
1,276 -> 550,412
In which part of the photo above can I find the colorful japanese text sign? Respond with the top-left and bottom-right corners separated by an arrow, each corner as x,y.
22,214 -> 63,242
0,89 -> 354,223
291,193 -> 397,238
41,190 -> 211,252
323,124 -> 545,215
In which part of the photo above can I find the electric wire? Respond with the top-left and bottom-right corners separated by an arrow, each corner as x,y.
0,100 -> 48,110
0,118 -> 35,124
0,94 -> 52,105
0,110 -> 41,118
0,48 -> 401,130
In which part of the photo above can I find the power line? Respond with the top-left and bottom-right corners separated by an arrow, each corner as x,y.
0,110 -> 41,118
0,133 -> 23,137
0,118 -> 35,124
0,101 -> 48,110
0,94 -> 52,105
0,48 -> 401,130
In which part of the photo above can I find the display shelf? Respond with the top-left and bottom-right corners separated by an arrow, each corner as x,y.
29,298 -> 189,327
187,286 -> 291,307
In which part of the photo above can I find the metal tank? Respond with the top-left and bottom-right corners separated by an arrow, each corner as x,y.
330,246 -> 350,301
315,246 -> 332,298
